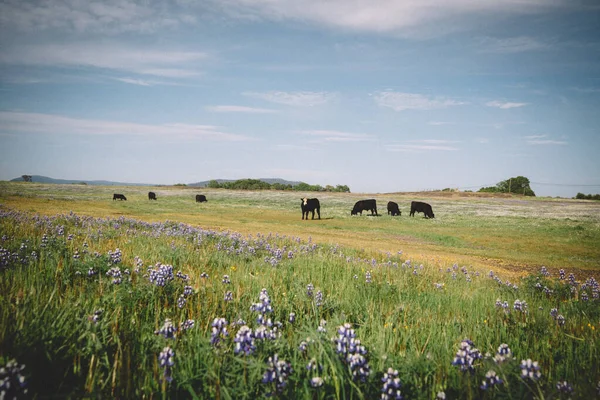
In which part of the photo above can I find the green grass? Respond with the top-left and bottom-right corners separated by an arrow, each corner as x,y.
1,183 -> 600,398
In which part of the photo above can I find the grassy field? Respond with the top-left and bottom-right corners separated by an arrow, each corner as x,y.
1,182 -> 600,399
1,181 -> 599,276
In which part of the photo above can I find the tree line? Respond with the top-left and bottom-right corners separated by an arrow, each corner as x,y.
575,193 -> 600,201
206,179 -> 350,192
479,176 -> 536,196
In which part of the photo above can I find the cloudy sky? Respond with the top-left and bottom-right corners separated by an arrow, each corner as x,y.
1,0 -> 599,196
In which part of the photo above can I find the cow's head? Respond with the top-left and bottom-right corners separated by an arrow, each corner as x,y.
302,198 -> 308,206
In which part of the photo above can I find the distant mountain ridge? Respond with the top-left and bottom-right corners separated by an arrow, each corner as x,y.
10,175 -> 302,187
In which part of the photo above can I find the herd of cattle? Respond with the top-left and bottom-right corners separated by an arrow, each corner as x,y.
301,197 -> 434,220
113,192 -> 435,219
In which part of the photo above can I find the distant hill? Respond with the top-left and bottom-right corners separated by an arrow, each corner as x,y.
10,175 -> 152,186
10,175 -> 302,187
188,178 -> 301,187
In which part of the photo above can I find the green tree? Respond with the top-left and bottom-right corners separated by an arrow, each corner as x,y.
479,176 -> 535,196
207,180 -> 221,188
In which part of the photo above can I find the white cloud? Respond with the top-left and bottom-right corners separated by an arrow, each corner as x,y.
0,111 -> 250,141
299,129 -> 374,142
479,36 -> 552,53
374,92 -> 466,111
523,134 -> 547,139
0,0 -> 193,34
409,139 -> 459,144
0,43 -> 206,78
527,139 -> 568,145
386,144 -> 459,152
243,91 -> 335,106
115,77 -> 153,86
208,0 -> 571,36
206,105 -> 277,114
486,101 -> 528,109
428,121 -> 455,126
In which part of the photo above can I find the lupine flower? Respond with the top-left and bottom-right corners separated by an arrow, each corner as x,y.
222,275 -> 231,284
298,340 -> 309,353
480,370 -> 503,390
307,283 -> 314,297
540,266 -> 550,276
568,273 -> 577,286
176,271 -> 190,281
557,315 -> 565,326
556,380 -> 573,394
148,263 -> 174,287
210,318 -> 228,347
315,290 -> 323,307
381,368 -> 402,400
224,291 -> 233,302
581,291 -> 589,301
180,320 -> 195,331
183,285 -> 193,297
87,267 -> 97,277
262,354 -> 293,395
108,248 -> 122,264
366,271 -> 372,283
434,283 -> 444,290
158,347 -> 175,383
452,339 -> 482,372
73,250 -> 80,260
234,325 -> 255,355
289,312 -> 296,323
155,319 -> 177,339
494,344 -> 512,364
89,309 -> 103,324
200,272 -> 209,279
520,359 -> 541,381
0,359 -> 27,399
334,323 -> 370,382
310,377 -> 324,388
550,308 -> 558,318
317,319 -> 327,333
513,299 -> 528,313
559,269 -> 565,280
177,294 -> 187,309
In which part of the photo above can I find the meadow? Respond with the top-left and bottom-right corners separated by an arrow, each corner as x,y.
1,182 -> 599,399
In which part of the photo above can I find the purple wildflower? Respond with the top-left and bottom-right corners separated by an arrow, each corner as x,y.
210,318 -> 228,347
177,294 -> 186,309
262,354 -> 293,395
520,359 -> 541,381
155,319 -> 177,340
559,269 -> 565,280
224,291 -> 233,302
381,368 -> 403,400
180,320 -> 195,331
480,370 -> 503,390
494,344 -> 512,364
288,313 -> 296,323
222,275 -> 231,284
556,380 -> 573,394
0,359 -> 27,399
158,347 -> 175,383
452,339 -> 482,372
234,325 -> 255,355
307,283 -> 314,297
315,290 -> 323,307
366,271 -> 372,283
310,377 -> 324,388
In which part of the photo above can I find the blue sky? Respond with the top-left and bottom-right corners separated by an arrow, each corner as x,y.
1,0 -> 599,197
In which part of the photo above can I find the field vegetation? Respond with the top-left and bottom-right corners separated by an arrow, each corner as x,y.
1,182 -> 599,398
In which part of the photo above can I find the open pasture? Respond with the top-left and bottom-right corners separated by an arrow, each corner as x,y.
1,182 -> 600,399
1,181 -> 600,276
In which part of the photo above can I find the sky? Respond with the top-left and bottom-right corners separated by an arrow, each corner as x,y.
1,0 -> 599,197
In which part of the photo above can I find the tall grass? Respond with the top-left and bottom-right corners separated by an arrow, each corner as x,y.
1,206 -> 598,399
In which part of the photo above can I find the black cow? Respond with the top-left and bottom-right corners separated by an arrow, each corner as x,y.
113,193 -> 127,201
387,201 -> 401,216
351,199 -> 378,216
410,201 -> 435,218
148,192 -> 157,200
301,198 -> 321,220
196,194 -> 207,203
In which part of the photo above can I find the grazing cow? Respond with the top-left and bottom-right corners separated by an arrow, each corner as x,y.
410,201 -> 435,218
148,192 -> 157,200
301,198 -> 321,220
387,201 -> 401,216
196,194 -> 207,203
113,193 -> 127,201
351,199 -> 378,216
